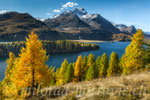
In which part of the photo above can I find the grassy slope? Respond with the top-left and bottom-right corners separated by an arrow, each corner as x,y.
28,71 -> 150,100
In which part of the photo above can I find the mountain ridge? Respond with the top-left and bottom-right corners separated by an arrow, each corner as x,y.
112,23 -> 137,34
44,8 -> 124,41
0,11 -> 80,41
0,8 -> 146,41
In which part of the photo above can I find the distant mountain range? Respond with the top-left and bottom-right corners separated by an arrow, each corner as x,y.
112,23 -> 150,39
112,23 -> 137,34
144,32 -> 150,35
44,8 -> 133,41
0,8 -> 149,41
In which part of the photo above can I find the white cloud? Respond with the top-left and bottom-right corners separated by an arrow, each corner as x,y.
62,2 -> 78,9
46,13 -> 51,16
48,2 -> 78,18
0,10 -> 7,14
53,9 -> 61,13
51,2 -> 78,14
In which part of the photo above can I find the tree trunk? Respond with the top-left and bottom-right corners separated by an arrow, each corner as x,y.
31,69 -> 35,95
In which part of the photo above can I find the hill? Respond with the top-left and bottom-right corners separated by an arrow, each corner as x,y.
0,12 -> 78,41
27,71 -> 150,100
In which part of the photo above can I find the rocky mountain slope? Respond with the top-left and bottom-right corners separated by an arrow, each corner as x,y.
112,23 -> 137,34
44,8 -> 123,40
145,32 -> 150,34
0,8 -> 143,41
0,12 -> 78,41
112,23 -> 150,40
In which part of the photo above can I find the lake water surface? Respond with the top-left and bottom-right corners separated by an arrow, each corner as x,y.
0,42 -> 130,81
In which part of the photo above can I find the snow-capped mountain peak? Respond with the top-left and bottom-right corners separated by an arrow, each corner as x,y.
62,10 -> 73,15
36,18 -> 46,22
145,31 -> 150,34
112,23 -> 137,34
73,7 -> 88,16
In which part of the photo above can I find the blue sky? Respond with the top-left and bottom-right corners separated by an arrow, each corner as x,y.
0,0 -> 150,31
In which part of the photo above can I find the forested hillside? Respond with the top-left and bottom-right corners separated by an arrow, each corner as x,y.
0,40 -> 99,57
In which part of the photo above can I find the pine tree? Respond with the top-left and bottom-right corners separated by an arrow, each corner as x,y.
11,31 -> 54,93
64,63 -> 74,83
118,56 -> 123,74
49,66 -> 56,86
74,55 -> 83,82
99,53 -> 108,77
82,55 -> 87,80
86,64 -> 95,81
55,68 -> 60,85
72,62 -> 75,68
87,54 -> 95,68
144,41 -> 150,65
95,56 -> 101,78
107,52 -> 119,77
56,59 -> 68,85
83,55 -> 87,69
121,29 -> 145,75
2,52 -> 17,97
96,56 -> 101,69
85,54 -> 95,74
4,52 -> 16,83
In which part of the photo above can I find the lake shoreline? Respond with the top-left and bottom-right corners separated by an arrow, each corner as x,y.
70,40 -> 120,43
0,42 -> 130,81
0,40 -> 131,43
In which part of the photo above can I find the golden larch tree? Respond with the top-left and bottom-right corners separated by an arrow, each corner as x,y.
74,55 -> 83,82
12,31 -> 54,92
56,59 -> 68,85
121,29 -> 145,75
5,52 -> 16,83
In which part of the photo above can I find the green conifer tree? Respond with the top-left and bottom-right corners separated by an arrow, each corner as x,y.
56,59 -> 68,85
4,52 -> 16,83
99,53 -> 108,77
64,63 -> 74,83
96,56 -> 101,69
95,56 -> 101,78
144,41 -> 150,66
86,64 -> 95,81
107,52 -> 119,77
85,54 -> 95,72
87,54 -> 95,67
83,55 -> 87,69
82,55 -> 87,80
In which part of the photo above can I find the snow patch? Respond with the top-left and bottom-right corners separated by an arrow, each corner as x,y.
82,14 -> 98,19
0,10 -> 7,14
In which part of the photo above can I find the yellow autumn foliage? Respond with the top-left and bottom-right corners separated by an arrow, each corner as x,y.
74,55 -> 83,82
10,31 -> 54,97
121,29 -> 145,74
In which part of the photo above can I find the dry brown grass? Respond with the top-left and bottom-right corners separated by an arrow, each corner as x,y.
27,71 -> 150,100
